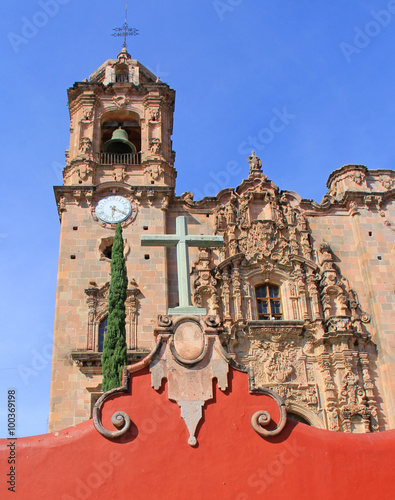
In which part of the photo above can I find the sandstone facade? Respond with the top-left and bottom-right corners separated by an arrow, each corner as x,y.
49,49 -> 395,433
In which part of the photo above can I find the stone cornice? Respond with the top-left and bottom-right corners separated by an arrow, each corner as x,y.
71,350 -> 150,375
67,79 -> 175,106
54,183 -> 174,199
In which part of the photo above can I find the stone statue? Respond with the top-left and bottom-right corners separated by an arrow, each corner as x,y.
248,151 -> 262,173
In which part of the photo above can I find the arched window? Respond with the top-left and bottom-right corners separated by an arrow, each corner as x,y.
255,284 -> 282,320
115,64 -> 129,83
98,317 -> 108,352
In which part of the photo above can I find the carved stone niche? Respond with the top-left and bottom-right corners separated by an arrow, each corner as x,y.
214,187 -> 315,269
83,279 -> 143,353
192,248 -> 220,316
73,279 -> 147,374
84,282 -> 110,350
151,315 -> 229,446
318,242 -> 371,335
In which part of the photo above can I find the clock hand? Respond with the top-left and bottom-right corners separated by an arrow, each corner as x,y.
113,207 -> 128,216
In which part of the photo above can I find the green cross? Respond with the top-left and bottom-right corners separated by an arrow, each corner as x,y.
141,216 -> 224,315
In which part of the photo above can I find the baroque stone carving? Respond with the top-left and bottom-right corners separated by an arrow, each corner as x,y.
203,175 -> 379,433
151,316 -> 229,446
84,279 -> 140,351
84,281 -> 109,350
226,319 -> 378,432
213,187 -> 314,270
318,242 -> 370,334
379,175 -> 394,190
265,351 -> 294,383
192,249 -> 220,316
179,161 -> 384,427
149,107 -> 161,122
126,279 -> 141,349
79,137 -> 92,156
145,164 -> 163,181
149,138 -> 161,155
338,363 -> 378,433
57,196 -> 66,214
112,95 -> 131,108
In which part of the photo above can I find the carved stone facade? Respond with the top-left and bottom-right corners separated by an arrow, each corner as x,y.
184,164 -> 388,433
49,51 -> 394,434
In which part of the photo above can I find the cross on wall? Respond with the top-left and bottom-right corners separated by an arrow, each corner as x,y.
141,216 -> 224,315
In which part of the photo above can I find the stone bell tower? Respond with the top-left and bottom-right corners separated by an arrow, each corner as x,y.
65,47 -> 176,187
49,48 -> 177,431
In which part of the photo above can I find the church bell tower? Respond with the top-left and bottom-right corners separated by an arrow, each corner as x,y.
65,46 -> 176,188
49,48 -> 177,431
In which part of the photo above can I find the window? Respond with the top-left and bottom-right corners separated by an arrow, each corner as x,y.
256,284 -> 282,320
99,237 -> 113,260
98,317 -> 108,352
102,244 -> 113,260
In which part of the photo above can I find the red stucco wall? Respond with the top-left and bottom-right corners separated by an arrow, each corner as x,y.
1,368 -> 394,499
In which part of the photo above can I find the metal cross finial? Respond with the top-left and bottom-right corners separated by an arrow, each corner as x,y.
112,1 -> 139,49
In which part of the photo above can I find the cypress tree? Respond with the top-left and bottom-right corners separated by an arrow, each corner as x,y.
102,223 -> 128,392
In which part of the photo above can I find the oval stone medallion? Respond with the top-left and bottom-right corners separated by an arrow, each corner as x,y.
173,321 -> 204,361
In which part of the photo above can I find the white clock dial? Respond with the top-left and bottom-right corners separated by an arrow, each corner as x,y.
95,196 -> 132,223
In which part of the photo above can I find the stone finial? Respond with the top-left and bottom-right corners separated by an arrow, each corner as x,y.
117,46 -> 131,62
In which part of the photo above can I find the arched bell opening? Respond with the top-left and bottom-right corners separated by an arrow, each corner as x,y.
100,110 -> 141,165
103,127 -> 136,154
114,63 -> 129,83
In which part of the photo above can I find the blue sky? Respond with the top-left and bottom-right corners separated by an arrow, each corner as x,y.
1,0 -> 395,437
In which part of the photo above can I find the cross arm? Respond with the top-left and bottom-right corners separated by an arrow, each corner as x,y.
185,236 -> 225,248
141,235 -> 179,247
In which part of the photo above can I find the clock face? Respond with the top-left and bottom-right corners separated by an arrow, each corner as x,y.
95,196 -> 132,224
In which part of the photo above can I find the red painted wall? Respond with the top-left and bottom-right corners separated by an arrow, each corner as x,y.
1,368 -> 394,499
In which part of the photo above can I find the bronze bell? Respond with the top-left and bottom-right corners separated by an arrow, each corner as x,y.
103,127 -> 136,154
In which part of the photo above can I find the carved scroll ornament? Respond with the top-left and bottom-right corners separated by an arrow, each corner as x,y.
93,340 -> 163,439
251,388 -> 287,438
